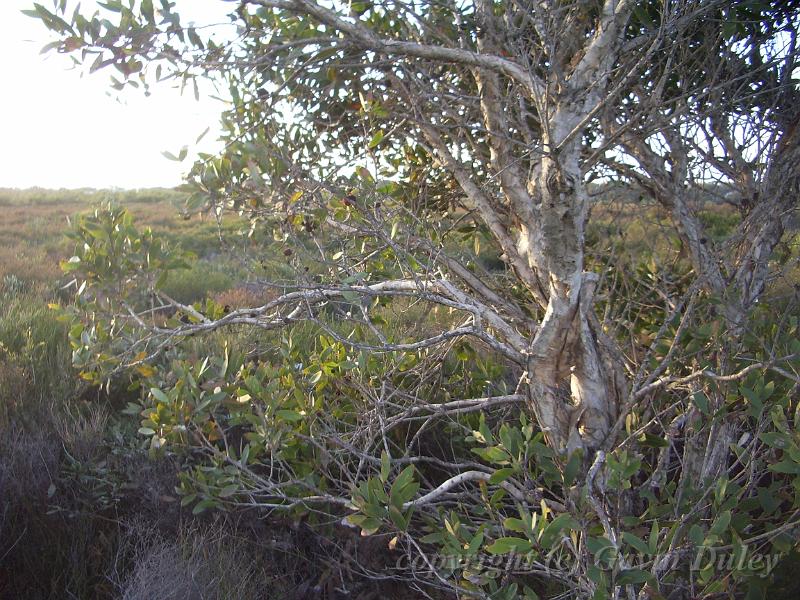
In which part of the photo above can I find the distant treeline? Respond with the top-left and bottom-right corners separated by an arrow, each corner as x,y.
0,181 -> 737,207
588,180 -> 739,204
0,187 -> 187,206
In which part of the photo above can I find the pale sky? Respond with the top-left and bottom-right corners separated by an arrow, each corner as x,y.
0,1 -> 234,189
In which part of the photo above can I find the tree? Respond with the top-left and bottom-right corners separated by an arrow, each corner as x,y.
33,0 -> 800,598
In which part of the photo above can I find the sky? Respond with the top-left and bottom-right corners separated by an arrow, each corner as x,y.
0,1 -> 234,189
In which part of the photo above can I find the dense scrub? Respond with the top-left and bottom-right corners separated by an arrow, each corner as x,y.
0,191 -> 449,599
0,194 -> 294,599
2,186 -> 798,598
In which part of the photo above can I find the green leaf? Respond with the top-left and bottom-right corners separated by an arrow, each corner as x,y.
388,504 -> 408,530
390,466 -> 419,509
503,517 -> 529,534
187,27 -> 203,48
757,487 -> 779,514
98,1 -> 123,12
587,564 -> 606,585
345,514 -> 368,529
368,130 -> 384,149
380,450 -> 391,483
539,514 -> 578,549
741,386 -> 763,413
617,569 -> 653,585
150,387 -> 170,404
622,531 -> 651,556
420,531 -> 443,544
39,40 -> 62,54
586,536 -> 614,555
466,528 -> 484,554
477,413 -> 494,445
122,402 -> 143,416
358,516 -> 382,536
141,0 -> 155,23
770,405 -> 790,433
342,290 -> 359,303
563,450 -> 582,486
486,537 -> 532,555
350,1 -> 370,15
688,524 -> 704,546
388,489 -> 417,513
162,146 -> 188,161
760,431 -> 790,449
523,586 -> 540,600
489,468 -> 515,485
709,510 -> 731,537
769,460 -> 800,474
472,446 -> 511,464
276,409 -> 304,422
391,465 -> 415,494
61,256 -> 82,272
192,498 -> 217,515
692,391 -> 710,414
219,484 -> 239,498
649,520 -> 660,554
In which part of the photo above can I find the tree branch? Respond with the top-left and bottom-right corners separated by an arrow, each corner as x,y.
246,0 -> 544,98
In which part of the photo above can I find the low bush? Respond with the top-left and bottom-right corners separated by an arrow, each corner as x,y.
212,285 -> 278,310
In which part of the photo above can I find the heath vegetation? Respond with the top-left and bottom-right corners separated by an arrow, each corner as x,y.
3,0 -> 800,599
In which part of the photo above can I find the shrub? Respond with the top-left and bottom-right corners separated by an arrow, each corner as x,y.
212,285 -> 278,310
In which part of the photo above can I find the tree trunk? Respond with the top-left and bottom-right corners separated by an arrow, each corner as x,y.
525,152 -> 625,454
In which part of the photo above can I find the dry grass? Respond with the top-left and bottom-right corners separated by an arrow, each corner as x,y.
111,520 -> 277,600
51,402 -> 110,464
0,420 -> 107,600
0,202 -> 78,285
0,294 -> 76,429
